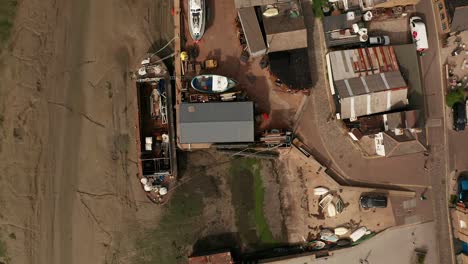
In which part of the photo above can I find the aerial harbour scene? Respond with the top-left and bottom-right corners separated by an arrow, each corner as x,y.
1,0 -> 468,264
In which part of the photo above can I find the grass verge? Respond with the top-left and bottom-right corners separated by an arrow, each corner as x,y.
0,0 -> 18,46
230,158 -> 276,248
446,87 -> 465,107
312,0 -> 327,18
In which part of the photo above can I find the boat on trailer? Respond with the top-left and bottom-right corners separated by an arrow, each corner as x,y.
191,74 -> 238,94
135,56 -> 178,204
189,0 -> 205,41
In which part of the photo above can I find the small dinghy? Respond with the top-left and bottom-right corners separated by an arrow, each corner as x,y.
191,75 -> 238,94
337,238 -> 352,247
327,203 -> 336,217
334,227 -> 350,236
188,0 -> 205,41
313,186 -> 329,196
307,240 -> 326,250
350,227 -> 367,242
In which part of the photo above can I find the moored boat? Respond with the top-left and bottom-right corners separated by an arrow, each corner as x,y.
135,56 -> 178,204
188,0 -> 205,41
191,74 -> 238,94
307,240 -> 326,250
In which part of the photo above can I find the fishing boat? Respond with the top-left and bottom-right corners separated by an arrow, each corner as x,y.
334,227 -> 350,236
307,240 -> 326,250
188,0 -> 205,41
135,56 -> 178,204
191,75 -> 238,94
313,186 -> 329,196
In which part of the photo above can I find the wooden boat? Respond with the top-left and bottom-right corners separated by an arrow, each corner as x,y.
188,0 -> 205,41
334,227 -> 350,236
136,56 -> 178,204
350,227 -> 367,242
313,186 -> 329,196
191,75 -> 238,94
307,240 -> 326,250
337,238 -> 352,247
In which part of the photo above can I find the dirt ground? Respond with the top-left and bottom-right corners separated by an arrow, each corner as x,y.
0,0 -> 174,263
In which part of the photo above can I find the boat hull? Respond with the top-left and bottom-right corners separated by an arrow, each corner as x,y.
189,0 -> 206,41
191,75 -> 238,94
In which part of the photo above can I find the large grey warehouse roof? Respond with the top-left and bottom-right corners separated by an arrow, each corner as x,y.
179,102 -> 255,144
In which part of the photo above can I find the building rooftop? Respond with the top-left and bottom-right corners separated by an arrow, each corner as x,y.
179,102 -> 255,143
335,71 -> 407,98
329,47 -> 400,81
234,0 -> 282,9
451,5 -> 468,32
238,7 -> 267,57
382,131 -> 425,157
188,251 -> 234,264
263,3 -> 307,52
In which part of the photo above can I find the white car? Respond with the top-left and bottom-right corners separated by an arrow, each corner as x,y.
410,16 -> 429,52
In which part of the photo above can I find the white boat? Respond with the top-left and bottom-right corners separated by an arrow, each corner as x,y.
350,227 -> 367,242
191,75 -> 238,94
334,227 -> 350,236
189,0 -> 205,41
313,186 -> 329,196
319,193 -> 333,209
327,203 -> 336,217
307,240 -> 326,250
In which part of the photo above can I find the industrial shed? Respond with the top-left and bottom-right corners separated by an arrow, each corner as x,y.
179,102 -> 255,144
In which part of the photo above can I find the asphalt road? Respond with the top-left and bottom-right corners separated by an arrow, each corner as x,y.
415,0 -> 454,263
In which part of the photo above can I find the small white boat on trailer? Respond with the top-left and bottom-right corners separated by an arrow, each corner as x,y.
189,0 -> 205,41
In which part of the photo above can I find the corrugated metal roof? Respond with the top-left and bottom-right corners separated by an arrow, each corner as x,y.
179,102 -> 254,143
238,7 -> 267,57
335,71 -> 407,98
329,47 -> 399,81
339,88 -> 408,119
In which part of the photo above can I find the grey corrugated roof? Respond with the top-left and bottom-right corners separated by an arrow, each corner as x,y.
335,71 -> 407,98
451,6 -> 468,32
238,7 -> 267,56
179,102 -> 254,143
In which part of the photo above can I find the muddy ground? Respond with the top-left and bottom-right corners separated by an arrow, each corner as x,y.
0,1 -> 297,263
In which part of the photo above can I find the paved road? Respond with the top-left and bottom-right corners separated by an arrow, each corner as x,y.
415,0 -> 454,263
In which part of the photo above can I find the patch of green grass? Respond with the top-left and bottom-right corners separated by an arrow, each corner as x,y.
312,0 -> 327,18
0,0 -> 17,46
446,88 -> 465,107
230,158 -> 276,248
252,162 -> 275,244
132,184 -> 204,264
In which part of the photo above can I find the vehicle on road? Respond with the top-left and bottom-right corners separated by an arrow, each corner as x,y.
453,102 -> 467,131
410,16 -> 428,53
359,194 -> 388,209
457,174 -> 468,205
368,36 -> 390,46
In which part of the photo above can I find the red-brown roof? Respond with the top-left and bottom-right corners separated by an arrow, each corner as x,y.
188,252 -> 234,264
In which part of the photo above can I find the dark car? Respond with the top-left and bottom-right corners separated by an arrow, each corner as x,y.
359,194 -> 388,209
458,174 -> 468,205
453,102 -> 467,131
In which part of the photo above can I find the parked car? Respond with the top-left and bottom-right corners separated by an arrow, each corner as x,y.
359,194 -> 388,209
453,102 -> 467,131
368,36 -> 390,46
410,16 -> 428,53
458,174 -> 468,205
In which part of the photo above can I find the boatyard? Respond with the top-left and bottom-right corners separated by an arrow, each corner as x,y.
0,0 -> 447,263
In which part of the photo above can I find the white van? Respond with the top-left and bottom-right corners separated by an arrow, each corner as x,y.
410,16 -> 429,52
